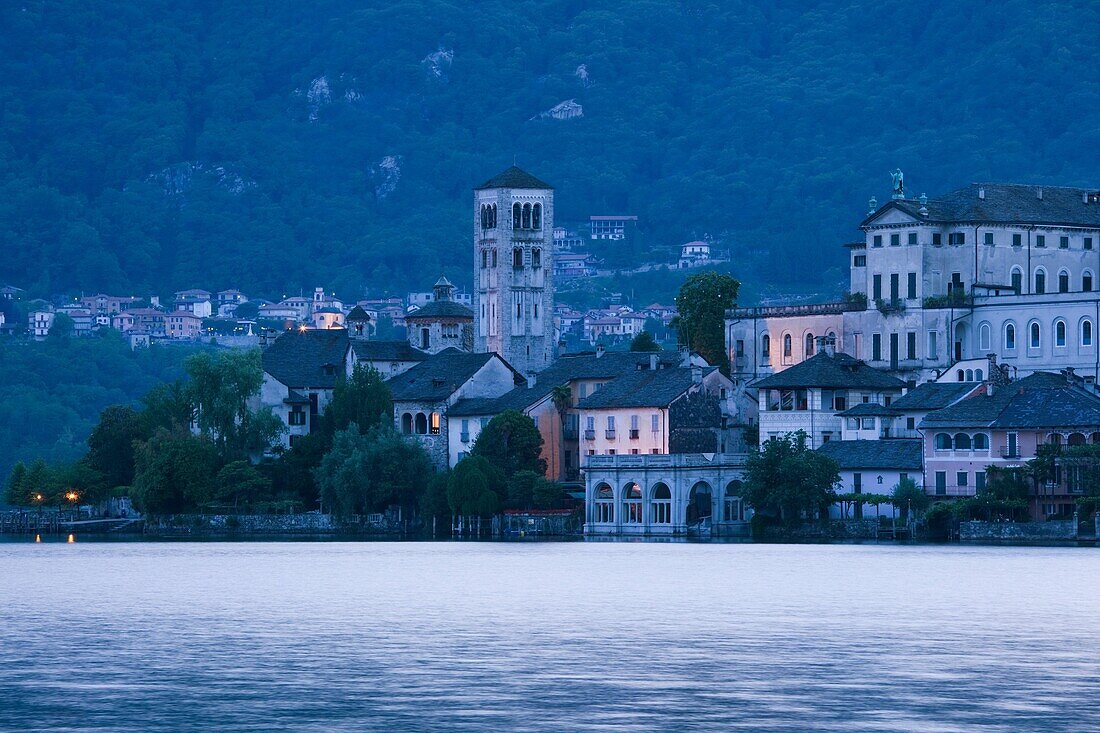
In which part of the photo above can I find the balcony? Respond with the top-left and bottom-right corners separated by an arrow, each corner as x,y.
584,429 -> 596,441
1000,447 -> 1021,458
629,429 -> 640,440
460,432 -> 470,443
605,430 -> 616,439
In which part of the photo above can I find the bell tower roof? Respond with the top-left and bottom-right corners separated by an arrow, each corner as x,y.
475,166 -> 553,191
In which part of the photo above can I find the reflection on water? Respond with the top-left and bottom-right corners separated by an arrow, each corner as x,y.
1,541 -> 1098,732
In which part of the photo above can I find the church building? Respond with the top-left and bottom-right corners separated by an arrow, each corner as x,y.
473,166 -> 556,376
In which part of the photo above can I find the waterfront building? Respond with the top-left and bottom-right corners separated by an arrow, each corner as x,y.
727,180 -> 1100,383
817,439 -> 923,518
474,166 -> 556,376
584,453 -> 750,537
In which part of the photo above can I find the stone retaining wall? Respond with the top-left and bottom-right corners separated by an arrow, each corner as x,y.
960,520 -> 1077,542
146,512 -> 405,536
761,519 -> 882,541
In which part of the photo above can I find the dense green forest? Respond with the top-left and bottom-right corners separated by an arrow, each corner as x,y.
1,0 -> 1097,300
0,335 -> 199,481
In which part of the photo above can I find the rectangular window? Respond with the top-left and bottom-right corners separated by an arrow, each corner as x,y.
906,331 -> 916,360
651,414 -> 659,432
935,471 -> 947,495
975,471 -> 986,492
1013,233 -> 1022,247
984,232 -> 994,245
861,417 -> 874,429
630,414 -> 639,430
847,418 -> 859,430
873,235 -> 882,248
1086,237 -> 1094,251
907,272 -> 917,300
1007,432 -> 1018,457
890,273 -> 899,301
735,339 -> 745,358
606,416 -> 615,430
872,333 -> 882,361
1036,234 -> 1046,248
957,471 -> 968,488
928,331 -> 938,359
908,232 -> 917,245
872,274 -> 882,300
949,232 -> 965,245
1060,236 -> 1069,249
906,417 -> 915,430
586,416 -> 594,430
853,473 -> 862,493
890,233 -> 900,246
854,254 -> 866,267
932,232 -> 942,246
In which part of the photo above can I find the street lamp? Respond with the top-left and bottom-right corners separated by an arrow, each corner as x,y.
65,490 -> 79,520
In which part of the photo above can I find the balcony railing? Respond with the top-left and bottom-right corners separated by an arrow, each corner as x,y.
629,429 -> 640,439
605,430 -> 616,439
1000,447 -> 1021,458
460,432 -> 470,443
584,429 -> 596,441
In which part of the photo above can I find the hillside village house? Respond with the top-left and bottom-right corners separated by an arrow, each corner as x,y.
79,294 -> 141,314
165,311 -> 203,340
678,240 -> 711,268
727,180 -> 1100,384
589,215 -> 638,241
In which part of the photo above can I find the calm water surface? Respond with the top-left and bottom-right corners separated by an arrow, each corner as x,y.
1,541 -> 1098,732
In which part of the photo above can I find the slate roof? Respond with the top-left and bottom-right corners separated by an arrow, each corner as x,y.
388,350 -> 509,403
753,352 -> 906,391
837,403 -> 898,417
262,329 -> 350,389
862,183 -> 1100,228
475,165 -> 553,190
351,340 -> 426,363
405,301 -> 474,319
448,351 -> 682,417
817,439 -> 923,471
921,373 -> 1100,429
346,305 -> 372,321
577,367 -> 714,409
889,382 -> 977,411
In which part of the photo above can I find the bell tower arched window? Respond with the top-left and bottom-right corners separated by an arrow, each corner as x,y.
512,203 -> 521,229
513,248 -> 524,269
532,203 -> 542,230
532,248 -> 541,268
522,203 -> 532,229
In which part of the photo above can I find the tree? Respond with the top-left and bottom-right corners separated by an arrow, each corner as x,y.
48,312 -> 74,340
892,476 -> 929,520
629,331 -> 660,352
471,410 -> 546,477
215,460 -> 272,511
315,424 -> 433,517
87,405 -> 147,487
549,384 -> 572,479
5,461 -> 28,506
322,364 -> 392,439
672,271 -> 740,372
268,432 -> 327,510
185,349 -> 282,459
742,432 -> 839,522
447,455 -> 503,518
131,427 -> 220,514
140,380 -> 194,433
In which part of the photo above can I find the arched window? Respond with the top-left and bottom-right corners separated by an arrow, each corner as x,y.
1091,432 -> 1100,444
595,484 -> 614,523
521,203 -> 532,229
481,249 -> 488,269
935,433 -> 952,450
512,203 -> 522,229
651,483 -> 672,524
1069,433 -> 1087,446
783,333 -> 792,358
1010,267 -> 1023,293
429,412 -> 441,435
1058,269 -> 1070,293
975,369 -> 983,381
532,203 -> 542,230
1049,433 -> 1062,446
1030,321 -> 1041,349
1004,323 -> 1016,350
420,327 -> 430,350
1034,268 -> 1046,294
490,204 -> 497,228
978,323 -> 991,351
973,433 -> 989,450
513,247 -> 524,269
1084,271 -> 1094,292
1055,319 -> 1067,347
401,413 -> 413,434
723,480 -> 744,522
956,370 -> 964,382
492,249 -> 498,267
965,369 -> 973,381
415,413 -> 428,435
761,334 -> 771,358
1083,319 -> 1094,346
532,248 -> 541,268
622,483 -> 643,524
954,433 -> 972,450
805,333 -> 815,357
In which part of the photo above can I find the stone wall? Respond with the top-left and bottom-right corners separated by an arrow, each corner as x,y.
760,518 -> 882,541
146,512 -> 407,536
960,520 -> 1077,542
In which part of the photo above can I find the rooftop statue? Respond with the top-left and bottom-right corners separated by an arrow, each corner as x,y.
891,168 -> 905,199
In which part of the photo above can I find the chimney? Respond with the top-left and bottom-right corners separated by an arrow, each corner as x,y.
1037,187 -> 1044,201
691,365 -> 702,384
679,345 -> 691,366
649,353 -> 658,371
978,187 -> 985,200
526,374 -> 536,389
596,344 -> 605,359
1085,192 -> 1090,204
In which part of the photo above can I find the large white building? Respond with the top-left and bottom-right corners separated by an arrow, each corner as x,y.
727,181 -> 1100,384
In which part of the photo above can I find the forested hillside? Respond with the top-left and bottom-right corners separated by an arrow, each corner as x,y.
1,0 -> 1098,299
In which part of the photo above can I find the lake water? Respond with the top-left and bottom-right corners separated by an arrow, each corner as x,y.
1,540 -> 1099,732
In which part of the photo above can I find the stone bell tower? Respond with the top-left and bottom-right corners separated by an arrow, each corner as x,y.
473,166 -> 555,375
